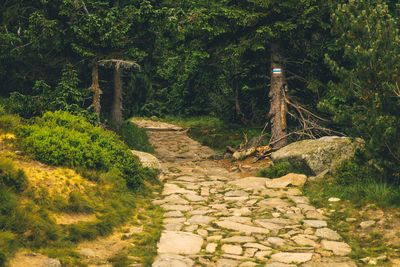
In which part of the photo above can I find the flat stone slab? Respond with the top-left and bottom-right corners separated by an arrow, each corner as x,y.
315,228 -> 341,241
152,253 -> 194,267
221,244 -> 243,255
265,173 -> 307,188
215,220 -> 270,234
157,231 -> 203,254
270,252 -> 313,264
187,215 -> 214,225
303,220 -> 327,228
321,240 -> 351,256
221,236 -> 256,243
229,177 -> 267,190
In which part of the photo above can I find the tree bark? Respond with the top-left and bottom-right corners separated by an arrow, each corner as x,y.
89,61 -> 102,115
111,66 -> 123,129
268,43 -> 288,148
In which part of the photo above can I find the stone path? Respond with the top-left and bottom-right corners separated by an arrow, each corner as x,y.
134,120 -> 356,267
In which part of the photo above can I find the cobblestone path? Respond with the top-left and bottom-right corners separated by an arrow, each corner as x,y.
134,120 -> 356,267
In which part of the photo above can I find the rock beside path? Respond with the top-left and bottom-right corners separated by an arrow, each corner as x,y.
131,150 -> 163,173
271,136 -> 363,176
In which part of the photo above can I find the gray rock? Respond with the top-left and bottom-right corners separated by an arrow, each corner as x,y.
271,136 -> 363,176
360,220 -> 376,229
79,248 -> 95,257
131,150 -> 162,172
215,220 -> 270,234
43,259 -> 61,267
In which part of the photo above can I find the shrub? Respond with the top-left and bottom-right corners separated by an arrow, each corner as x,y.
17,111 -> 154,189
257,161 -> 308,178
0,157 -> 28,192
119,121 -> 154,153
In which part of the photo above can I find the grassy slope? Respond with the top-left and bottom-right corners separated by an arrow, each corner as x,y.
0,116 -> 163,266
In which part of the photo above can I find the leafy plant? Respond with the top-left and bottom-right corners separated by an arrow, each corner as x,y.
17,111 -> 155,189
118,121 -> 154,153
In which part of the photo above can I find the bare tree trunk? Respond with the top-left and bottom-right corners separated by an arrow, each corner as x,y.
111,66 -> 123,129
268,43 -> 288,148
88,61 -> 102,115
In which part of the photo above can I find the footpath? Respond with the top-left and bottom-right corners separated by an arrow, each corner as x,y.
135,120 -> 356,267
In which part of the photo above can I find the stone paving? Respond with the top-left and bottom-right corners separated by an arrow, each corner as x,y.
134,120 -> 356,267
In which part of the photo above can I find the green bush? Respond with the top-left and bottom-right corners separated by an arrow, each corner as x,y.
17,111 -> 154,189
0,157 -> 28,192
257,161 -> 307,178
119,121 -> 154,153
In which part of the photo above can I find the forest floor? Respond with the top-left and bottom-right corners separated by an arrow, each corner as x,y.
136,119 -> 358,267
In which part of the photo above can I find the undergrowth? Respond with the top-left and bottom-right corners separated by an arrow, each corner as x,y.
118,121 -> 154,153
0,110 -> 161,265
17,111 -> 156,189
257,161 -> 311,178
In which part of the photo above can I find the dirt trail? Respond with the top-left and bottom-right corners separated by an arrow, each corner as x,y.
135,120 -> 356,267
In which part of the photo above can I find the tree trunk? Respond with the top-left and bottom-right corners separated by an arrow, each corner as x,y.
89,61 -> 102,115
268,43 -> 288,148
111,66 -> 123,129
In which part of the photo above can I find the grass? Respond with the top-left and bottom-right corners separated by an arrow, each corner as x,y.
132,115 -> 268,152
0,156 -> 163,266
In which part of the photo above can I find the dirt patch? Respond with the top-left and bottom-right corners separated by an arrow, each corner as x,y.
9,251 -> 60,267
55,213 -> 98,225
77,232 -> 131,266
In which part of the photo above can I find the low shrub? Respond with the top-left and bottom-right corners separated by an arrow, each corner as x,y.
0,157 -> 28,192
17,111 -> 154,189
119,121 -> 154,153
257,161 -> 310,178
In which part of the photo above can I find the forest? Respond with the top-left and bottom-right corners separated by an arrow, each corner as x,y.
2,0 -> 399,187
1,0 -> 400,266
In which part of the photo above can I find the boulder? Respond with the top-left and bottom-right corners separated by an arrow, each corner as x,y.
271,136 -> 363,176
131,150 -> 162,173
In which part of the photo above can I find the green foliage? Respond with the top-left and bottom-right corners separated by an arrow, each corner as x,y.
305,158 -> 400,207
17,111 -> 154,189
0,114 -> 21,133
322,0 -> 400,184
0,231 -> 17,267
119,121 -> 154,153
0,157 -> 28,192
257,161 -> 310,178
